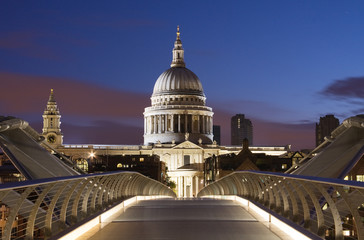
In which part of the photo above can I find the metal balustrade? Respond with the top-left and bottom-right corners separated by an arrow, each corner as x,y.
0,171 -> 176,240
198,171 -> 364,240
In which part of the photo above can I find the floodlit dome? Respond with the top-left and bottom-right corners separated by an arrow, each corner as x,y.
152,67 -> 204,97
143,26 -> 214,145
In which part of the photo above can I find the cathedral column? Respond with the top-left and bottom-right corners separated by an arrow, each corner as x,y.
153,116 -> 157,134
149,116 -> 152,134
183,177 -> 187,198
176,177 -> 180,197
203,116 -> 206,134
161,115 -> 164,133
207,116 -> 209,134
195,176 -> 199,197
210,116 -> 213,134
165,114 -> 168,132
171,114 -> 174,132
158,115 -> 161,133
206,116 -> 210,134
197,115 -> 200,133
180,176 -> 184,197
178,115 -> 181,133
199,116 -> 203,133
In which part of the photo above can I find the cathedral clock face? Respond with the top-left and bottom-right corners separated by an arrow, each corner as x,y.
47,135 -> 56,143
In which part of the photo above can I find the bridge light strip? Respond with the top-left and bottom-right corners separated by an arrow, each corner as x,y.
58,195 -> 173,240
201,195 -> 312,240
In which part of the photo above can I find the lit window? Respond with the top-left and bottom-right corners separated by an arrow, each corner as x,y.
140,158 -> 144,162
76,159 -> 88,172
356,175 -> 364,182
322,202 -> 328,210
281,164 -> 287,170
117,163 -> 122,168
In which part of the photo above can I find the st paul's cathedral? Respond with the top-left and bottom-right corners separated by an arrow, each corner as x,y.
41,27 -> 288,197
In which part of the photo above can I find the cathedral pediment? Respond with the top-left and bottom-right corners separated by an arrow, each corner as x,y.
172,141 -> 202,149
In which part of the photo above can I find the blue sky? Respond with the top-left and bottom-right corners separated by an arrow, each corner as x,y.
1,1 -> 363,149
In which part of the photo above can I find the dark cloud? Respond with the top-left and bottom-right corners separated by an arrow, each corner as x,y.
320,77 -> 364,99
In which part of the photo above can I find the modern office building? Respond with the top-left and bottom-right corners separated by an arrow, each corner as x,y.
213,125 -> 221,145
231,114 -> 253,146
315,114 -> 340,146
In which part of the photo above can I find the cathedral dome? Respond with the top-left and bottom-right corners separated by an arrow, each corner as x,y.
152,67 -> 204,97
144,26 -> 214,145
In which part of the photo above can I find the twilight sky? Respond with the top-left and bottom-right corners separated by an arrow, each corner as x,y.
1,1 -> 363,150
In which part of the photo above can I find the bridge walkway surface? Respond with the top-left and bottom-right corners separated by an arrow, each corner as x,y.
81,198 -> 293,240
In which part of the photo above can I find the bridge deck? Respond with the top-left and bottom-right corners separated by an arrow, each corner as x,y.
85,198 -> 289,240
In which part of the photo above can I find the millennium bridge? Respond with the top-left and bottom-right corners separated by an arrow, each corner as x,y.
0,115 -> 363,239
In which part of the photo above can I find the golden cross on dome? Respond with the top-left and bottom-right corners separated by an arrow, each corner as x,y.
176,25 -> 180,40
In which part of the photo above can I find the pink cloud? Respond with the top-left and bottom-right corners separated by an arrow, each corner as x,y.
0,72 -> 150,118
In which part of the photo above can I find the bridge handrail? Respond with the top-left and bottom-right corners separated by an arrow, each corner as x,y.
0,171 -> 176,240
198,171 -> 364,240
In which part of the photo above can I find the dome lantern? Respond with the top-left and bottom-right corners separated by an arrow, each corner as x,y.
170,26 -> 186,68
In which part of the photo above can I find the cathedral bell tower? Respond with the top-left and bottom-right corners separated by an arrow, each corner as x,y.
42,89 -> 63,146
